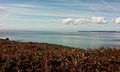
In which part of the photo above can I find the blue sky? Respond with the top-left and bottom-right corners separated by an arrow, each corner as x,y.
0,0 -> 120,31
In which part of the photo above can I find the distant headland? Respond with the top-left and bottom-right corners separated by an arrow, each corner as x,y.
78,31 -> 120,33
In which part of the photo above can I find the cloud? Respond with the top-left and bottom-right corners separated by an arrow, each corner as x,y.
58,18 -> 89,25
58,17 -> 108,25
91,17 -> 108,24
0,25 -> 3,27
0,3 -> 90,19
113,17 -> 120,24
0,24 -> 7,28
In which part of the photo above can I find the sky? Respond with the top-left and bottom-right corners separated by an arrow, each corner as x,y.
0,0 -> 120,31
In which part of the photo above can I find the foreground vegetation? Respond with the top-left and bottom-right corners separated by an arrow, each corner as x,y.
0,39 -> 120,72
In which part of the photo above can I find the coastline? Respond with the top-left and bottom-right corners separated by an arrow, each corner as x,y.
0,39 -> 120,72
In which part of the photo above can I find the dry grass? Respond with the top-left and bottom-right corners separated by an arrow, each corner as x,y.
0,39 -> 120,72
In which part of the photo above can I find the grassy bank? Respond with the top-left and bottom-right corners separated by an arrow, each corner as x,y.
0,39 -> 120,72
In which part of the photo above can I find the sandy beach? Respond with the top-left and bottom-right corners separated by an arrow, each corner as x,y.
0,39 -> 120,72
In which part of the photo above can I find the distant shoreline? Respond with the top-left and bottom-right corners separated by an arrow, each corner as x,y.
78,31 -> 120,33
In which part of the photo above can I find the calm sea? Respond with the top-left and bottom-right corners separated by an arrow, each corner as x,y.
0,30 -> 120,48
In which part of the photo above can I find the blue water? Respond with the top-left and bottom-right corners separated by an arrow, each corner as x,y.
0,30 -> 120,48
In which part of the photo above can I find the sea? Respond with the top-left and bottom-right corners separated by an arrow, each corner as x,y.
0,30 -> 120,48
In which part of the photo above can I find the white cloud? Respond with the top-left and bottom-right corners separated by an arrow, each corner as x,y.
59,18 -> 74,24
113,17 -> 120,24
58,17 -> 108,25
91,17 -> 108,24
0,24 -> 3,27
58,18 -> 89,25
73,18 -> 89,24
0,24 -> 7,29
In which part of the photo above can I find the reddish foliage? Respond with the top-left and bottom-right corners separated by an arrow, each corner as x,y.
0,39 -> 120,72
